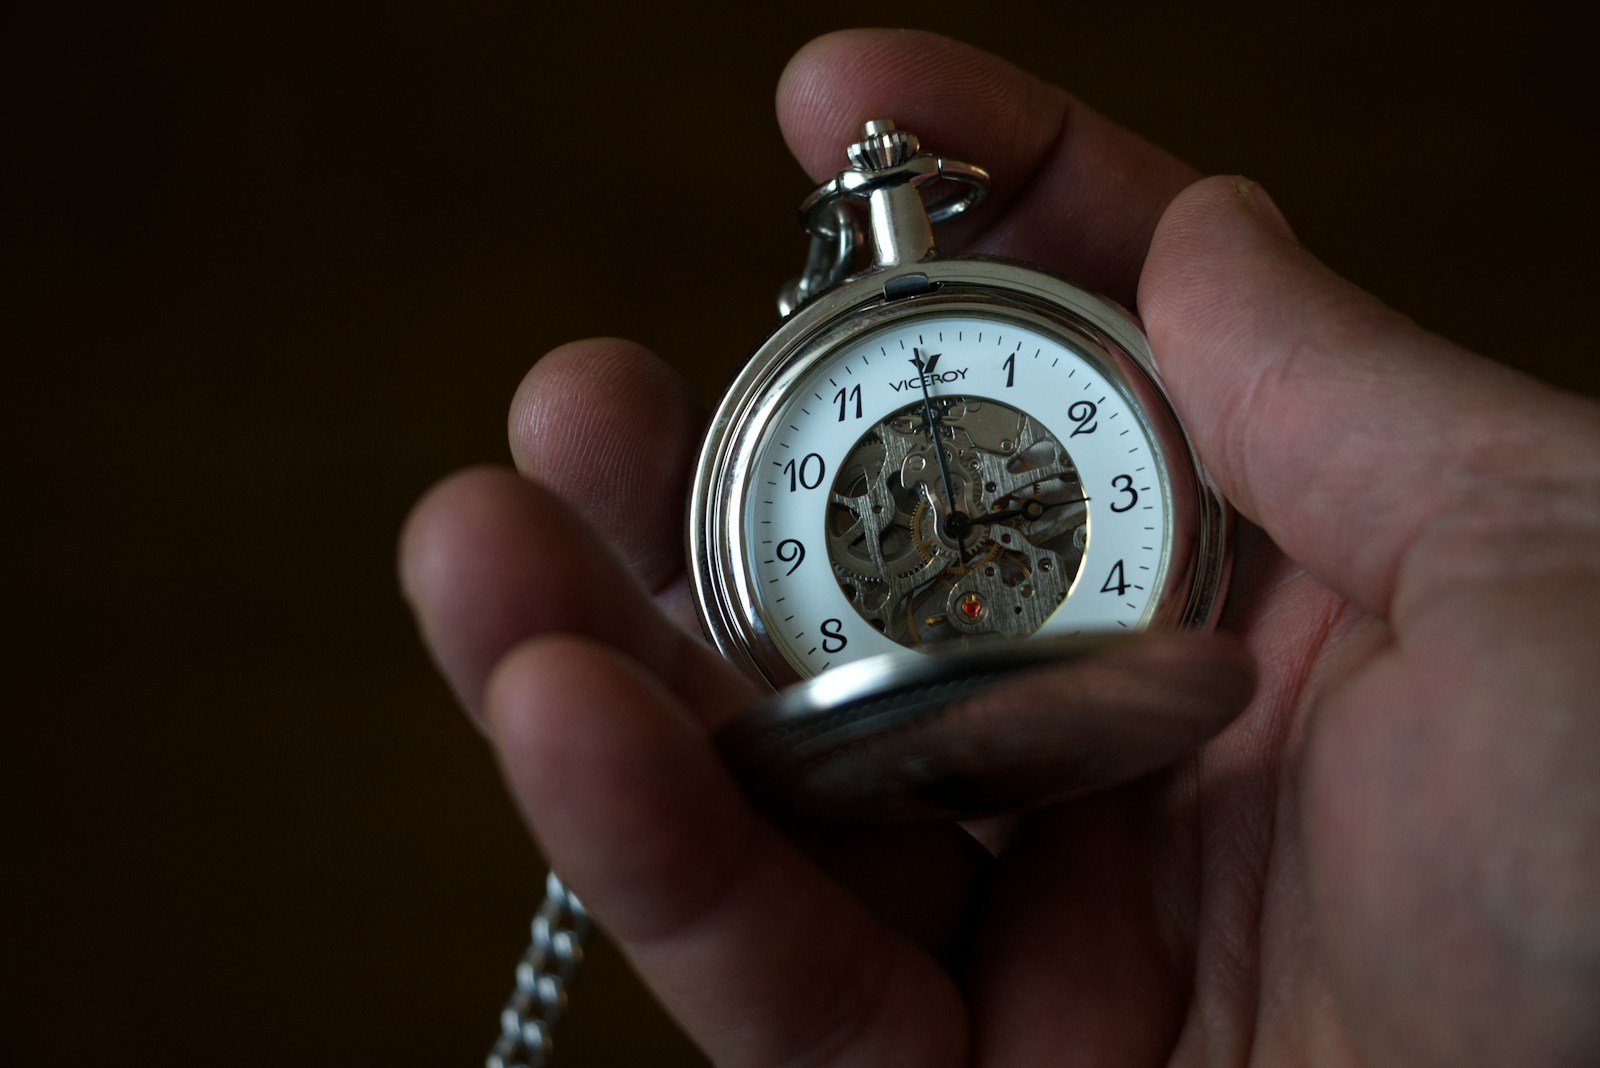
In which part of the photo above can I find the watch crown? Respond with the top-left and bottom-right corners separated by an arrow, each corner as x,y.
846,119 -> 921,172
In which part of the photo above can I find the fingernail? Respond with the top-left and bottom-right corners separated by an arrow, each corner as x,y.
1236,177 -> 1297,243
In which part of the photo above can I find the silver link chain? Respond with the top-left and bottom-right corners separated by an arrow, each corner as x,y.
486,871 -> 591,1068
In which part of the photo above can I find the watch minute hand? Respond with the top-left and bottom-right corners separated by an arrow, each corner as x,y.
912,347 -> 967,564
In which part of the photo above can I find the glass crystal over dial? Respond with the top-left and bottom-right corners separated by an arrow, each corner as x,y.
687,120 -> 1226,693
740,308 -> 1174,679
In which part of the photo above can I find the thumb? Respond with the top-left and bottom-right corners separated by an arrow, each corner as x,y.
1139,176 -> 1598,619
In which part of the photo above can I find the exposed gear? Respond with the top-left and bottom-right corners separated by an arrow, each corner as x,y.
825,395 -> 1089,648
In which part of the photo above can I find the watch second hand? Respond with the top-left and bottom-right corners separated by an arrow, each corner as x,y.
913,347 -> 968,565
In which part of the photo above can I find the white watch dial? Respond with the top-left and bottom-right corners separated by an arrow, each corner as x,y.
737,310 -> 1174,678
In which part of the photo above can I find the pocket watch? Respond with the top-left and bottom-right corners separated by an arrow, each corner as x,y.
689,121 -> 1231,761
488,120 -> 1241,1068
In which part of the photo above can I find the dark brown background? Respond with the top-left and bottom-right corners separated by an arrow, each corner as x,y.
6,2 -> 1596,1065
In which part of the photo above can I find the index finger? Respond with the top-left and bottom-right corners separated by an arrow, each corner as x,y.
777,29 -> 1199,307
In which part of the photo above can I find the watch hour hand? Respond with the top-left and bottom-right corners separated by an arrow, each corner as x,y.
970,495 -> 1090,526
911,347 -> 969,564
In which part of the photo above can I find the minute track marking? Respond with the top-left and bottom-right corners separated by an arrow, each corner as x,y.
718,300 -> 1191,674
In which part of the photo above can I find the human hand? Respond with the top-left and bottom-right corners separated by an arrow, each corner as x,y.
400,29 -> 1600,1067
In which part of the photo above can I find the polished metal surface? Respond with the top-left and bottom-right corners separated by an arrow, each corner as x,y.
783,118 -> 990,313
690,257 -> 1232,690
718,630 -> 1255,823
